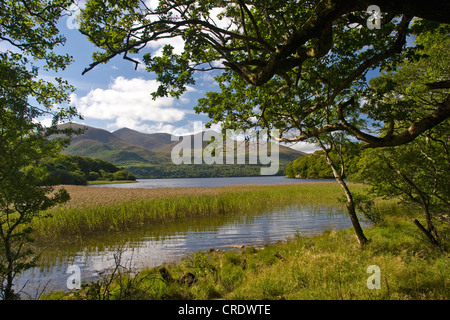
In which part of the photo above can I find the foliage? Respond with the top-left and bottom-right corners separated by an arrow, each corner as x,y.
356,28 -> 450,246
0,110 -> 71,299
41,154 -> 136,185
359,128 -> 449,214
358,125 -> 449,242
0,0 -> 78,299
285,142 -> 361,179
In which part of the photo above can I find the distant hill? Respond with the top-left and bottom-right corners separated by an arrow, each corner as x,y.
55,123 -> 306,178
113,128 -> 176,153
56,123 -> 167,165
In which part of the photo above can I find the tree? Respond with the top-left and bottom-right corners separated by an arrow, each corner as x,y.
0,0 -> 78,299
356,27 -> 450,248
77,1 -> 449,147
285,141 -> 361,179
358,125 -> 449,248
0,109 -> 70,300
78,1 -> 449,245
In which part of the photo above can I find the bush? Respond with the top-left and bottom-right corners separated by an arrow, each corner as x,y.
88,171 -> 100,180
112,169 -> 136,181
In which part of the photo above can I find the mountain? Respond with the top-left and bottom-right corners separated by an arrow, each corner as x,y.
56,123 -> 306,178
113,128 -> 176,153
56,123 -> 167,165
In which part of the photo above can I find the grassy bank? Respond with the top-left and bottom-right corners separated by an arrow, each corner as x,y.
86,180 -> 137,185
33,182 -> 366,240
44,205 -> 449,300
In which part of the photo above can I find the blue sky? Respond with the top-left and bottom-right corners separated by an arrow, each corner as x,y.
37,6 -> 415,154
43,16 -> 222,135
33,12 -> 321,153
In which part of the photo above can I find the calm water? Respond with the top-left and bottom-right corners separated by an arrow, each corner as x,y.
89,176 -> 335,189
15,202 -> 357,298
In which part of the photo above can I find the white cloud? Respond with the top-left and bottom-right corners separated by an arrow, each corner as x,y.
70,76 -> 187,130
37,117 -> 54,128
146,36 -> 185,57
105,120 -> 221,136
144,0 -> 159,10
135,120 -> 222,136
282,141 -> 320,154
209,7 -> 234,30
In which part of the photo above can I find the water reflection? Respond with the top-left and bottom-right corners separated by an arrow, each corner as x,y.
89,176 -> 336,189
16,204 -> 354,298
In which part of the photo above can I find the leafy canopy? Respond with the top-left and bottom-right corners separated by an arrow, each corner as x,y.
78,1 -> 449,149
0,0 -> 78,299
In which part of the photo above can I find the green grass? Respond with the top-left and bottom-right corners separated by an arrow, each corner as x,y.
38,182 -> 449,300
86,180 -> 137,185
33,182 -> 366,240
43,204 -> 449,300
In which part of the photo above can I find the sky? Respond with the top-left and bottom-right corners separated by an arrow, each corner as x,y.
43,14 -> 221,135
34,3 -> 416,155
31,8 -> 322,154
1,4 -> 418,155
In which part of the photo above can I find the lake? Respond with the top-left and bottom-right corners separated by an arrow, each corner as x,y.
16,202 -> 358,298
15,177 -> 356,299
89,176 -> 336,189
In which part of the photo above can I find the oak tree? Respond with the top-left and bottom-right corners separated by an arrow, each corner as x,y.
78,0 -> 449,245
0,0 -> 78,299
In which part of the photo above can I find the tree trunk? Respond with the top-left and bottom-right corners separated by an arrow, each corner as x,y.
318,141 -> 369,246
414,219 -> 441,249
422,204 -> 440,244
334,171 -> 369,246
385,161 -> 441,247
2,237 -> 17,300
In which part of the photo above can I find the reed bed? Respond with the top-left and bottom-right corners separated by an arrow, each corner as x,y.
33,182 -> 367,240
44,198 -> 449,301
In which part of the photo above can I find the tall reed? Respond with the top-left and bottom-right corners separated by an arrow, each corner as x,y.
32,182 -> 369,240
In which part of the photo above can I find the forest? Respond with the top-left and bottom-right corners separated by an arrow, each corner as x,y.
40,155 -> 136,185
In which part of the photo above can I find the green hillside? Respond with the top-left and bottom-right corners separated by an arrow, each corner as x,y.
56,124 -> 306,178
285,143 -> 361,179
41,154 -> 136,185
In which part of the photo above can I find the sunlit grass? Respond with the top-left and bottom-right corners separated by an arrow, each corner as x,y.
39,182 -> 449,300
44,205 -> 449,300
34,182 -> 369,240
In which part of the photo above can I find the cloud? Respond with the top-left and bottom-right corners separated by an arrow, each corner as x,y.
144,0 -> 159,10
282,141 -> 320,154
146,36 -> 185,57
37,116 -> 54,128
70,76 -> 187,130
209,7 -> 235,30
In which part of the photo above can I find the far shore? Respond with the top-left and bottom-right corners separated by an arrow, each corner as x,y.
35,182 -> 356,240
86,180 -> 137,185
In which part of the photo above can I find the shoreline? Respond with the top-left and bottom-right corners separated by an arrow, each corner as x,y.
42,209 -> 449,300
34,182 -> 357,240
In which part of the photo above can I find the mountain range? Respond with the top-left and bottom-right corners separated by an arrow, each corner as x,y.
56,123 -> 306,178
